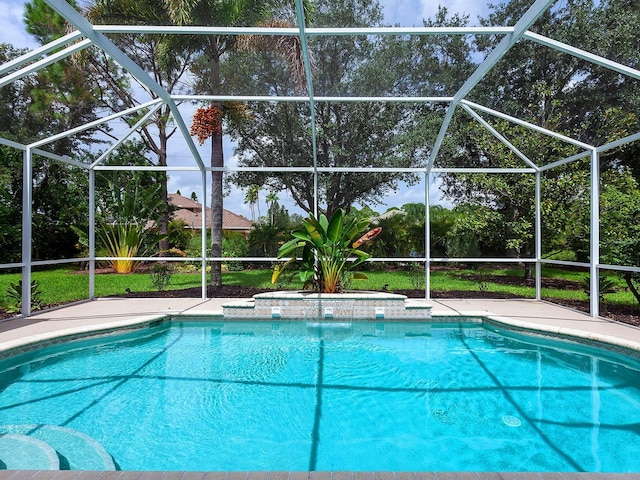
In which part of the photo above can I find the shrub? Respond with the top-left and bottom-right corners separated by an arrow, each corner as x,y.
150,262 -> 174,291
408,263 -> 426,290
223,232 -> 248,271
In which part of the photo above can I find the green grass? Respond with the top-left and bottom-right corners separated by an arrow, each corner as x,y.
0,264 -> 637,312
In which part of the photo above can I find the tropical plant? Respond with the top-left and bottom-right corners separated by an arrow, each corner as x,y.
266,191 -> 279,225
85,0 -> 201,253
244,185 -> 261,221
75,173 -> 167,274
96,223 -> 161,274
5,280 -> 45,313
581,275 -> 617,303
175,0 -> 310,288
167,218 -> 194,252
272,209 -> 381,293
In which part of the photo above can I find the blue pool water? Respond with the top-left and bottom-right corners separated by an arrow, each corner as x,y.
0,320 -> 639,472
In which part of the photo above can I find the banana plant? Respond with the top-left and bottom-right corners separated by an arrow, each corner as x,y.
272,209 -> 381,293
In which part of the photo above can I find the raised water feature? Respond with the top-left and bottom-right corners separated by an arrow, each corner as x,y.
222,291 -> 432,320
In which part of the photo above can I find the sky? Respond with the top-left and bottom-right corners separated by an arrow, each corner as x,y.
0,0 -> 493,219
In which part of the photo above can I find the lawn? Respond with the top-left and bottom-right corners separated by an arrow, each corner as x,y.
2,263 -> 635,313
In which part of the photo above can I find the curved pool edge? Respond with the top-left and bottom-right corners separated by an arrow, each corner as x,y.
1,298 -> 640,476
0,297 -> 639,361
0,313 -> 172,361
483,313 -> 640,355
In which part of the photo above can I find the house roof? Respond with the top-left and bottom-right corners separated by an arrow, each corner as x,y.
168,194 -> 202,212
169,194 -> 253,231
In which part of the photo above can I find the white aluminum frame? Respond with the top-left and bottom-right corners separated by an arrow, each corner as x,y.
0,0 -> 637,318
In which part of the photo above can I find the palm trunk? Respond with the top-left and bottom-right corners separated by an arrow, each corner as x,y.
158,128 -> 170,253
210,102 -> 224,287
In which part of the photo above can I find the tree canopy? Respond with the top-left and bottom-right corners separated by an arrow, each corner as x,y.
226,0 -> 475,214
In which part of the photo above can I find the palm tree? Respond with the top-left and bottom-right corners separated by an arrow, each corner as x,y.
244,185 -> 260,221
266,191 -> 279,225
167,0 -> 311,286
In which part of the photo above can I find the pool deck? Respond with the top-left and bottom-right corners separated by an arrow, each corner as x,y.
1,297 -> 639,355
0,298 -> 639,479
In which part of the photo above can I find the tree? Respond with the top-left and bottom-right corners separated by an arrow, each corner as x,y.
438,0 -> 640,276
247,198 -> 297,258
369,210 -> 409,258
266,191 -> 279,225
24,1 -> 123,154
227,1 -> 474,215
1,2 -> 107,263
170,0 -> 309,287
429,205 -> 455,257
565,166 -> 640,304
244,185 -> 260,221
85,0 -> 200,254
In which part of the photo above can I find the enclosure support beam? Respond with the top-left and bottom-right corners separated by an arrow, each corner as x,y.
590,149 -> 600,317
21,148 -> 33,317
0,31 -> 85,76
425,173 -> 431,301
0,39 -> 92,89
89,169 -> 96,300
294,0 -> 319,217
201,170 -> 208,300
535,172 -> 542,300
461,103 -> 538,170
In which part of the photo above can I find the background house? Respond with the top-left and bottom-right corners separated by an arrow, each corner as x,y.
169,193 -> 253,238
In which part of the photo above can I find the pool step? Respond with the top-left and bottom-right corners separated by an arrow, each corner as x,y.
0,433 -> 60,470
0,425 -> 116,470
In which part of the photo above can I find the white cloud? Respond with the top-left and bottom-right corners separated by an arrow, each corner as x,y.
382,0 -> 490,26
419,0 -> 490,24
0,0 -> 37,50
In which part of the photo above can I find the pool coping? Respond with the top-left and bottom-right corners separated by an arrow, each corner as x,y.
0,297 -> 639,360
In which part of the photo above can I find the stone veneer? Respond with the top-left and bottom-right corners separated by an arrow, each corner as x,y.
222,291 -> 432,320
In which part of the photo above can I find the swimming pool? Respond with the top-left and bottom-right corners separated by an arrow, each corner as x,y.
0,319 -> 638,472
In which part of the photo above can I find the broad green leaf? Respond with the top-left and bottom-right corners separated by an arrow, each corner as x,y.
299,270 -> 315,282
277,238 -> 303,258
303,221 -> 325,248
291,230 -> 313,242
327,209 -> 344,242
318,213 -> 329,233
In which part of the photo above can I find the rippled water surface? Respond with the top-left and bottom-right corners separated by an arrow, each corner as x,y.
0,320 -> 639,472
